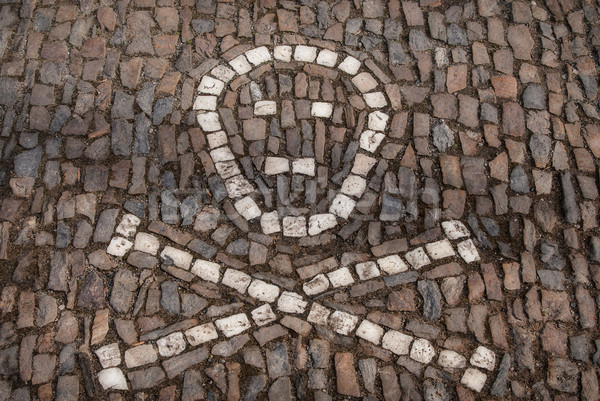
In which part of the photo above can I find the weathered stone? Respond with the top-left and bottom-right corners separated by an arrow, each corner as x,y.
266,343 -> 291,379
547,358 -> 579,393
335,353 -> 360,397
78,271 -> 105,309
128,367 -> 165,390
110,270 -> 137,313
417,280 -> 442,320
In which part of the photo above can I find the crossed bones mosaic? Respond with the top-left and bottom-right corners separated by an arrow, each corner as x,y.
92,46 -> 495,395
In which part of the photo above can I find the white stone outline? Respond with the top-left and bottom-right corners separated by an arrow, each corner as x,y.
194,45 -> 395,237
102,218 -> 492,392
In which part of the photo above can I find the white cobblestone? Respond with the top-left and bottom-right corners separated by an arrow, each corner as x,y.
98,368 -> 128,391
261,211 -> 281,234
327,267 -> 355,287
307,303 -> 330,326
340,175 -> 367,198
364,92 -> 387,108
404,247 -> 431,269
425,239 -> 455,260
355,261 -> 380,280
356,320 -> 384,344
191,260 -> 221,283
210,146 -> 235,162
292,158 -> 316,176
307,213 -> 337,236
160,246 -> 193,269
185,323 -> 219,346
228,54 -> 252,74
134,232 -> 160,255
274,45 -> 293,62
338,56 -> 361,75
316,49 -> 338,67
95,343 -> 121,369
283,216 -> 307,237
359,130 -> 385,152
368,111 -> 389,131
442,220 -> 470,239
193,95 -> 217,111
457,239 -> 480,263
254,100 -> 277,115
470,346 -> 496,371
303,274 -> 330,295
311,102 -> 333,118
234,196 -> 262,220
382,331 -> 413,355
206,131 -> 228,149
329,193 -> 356,219
107,237 -> 133,257
198,76 -> 225,95
410,338 -> 436,364
435,47 -> 449,68
197,112 -> 221,132
224,175 -> 254,198
294,45 -> 317,62
251,304 -> 277,326
157,332 -> 186,357
215,161 -> 241,179
461,368 -> 487,392
245,46 -> 271,65
215,313 -> 251,337
222,268 -> 252,293
210,65 -> 235,82
438,350 -> 467,369
277,291 -> 308,314
329,311 -> 359,336
264,157 -> 290,175
247,279 -> 280,303
377,255 -> 409,275
115,214 -> 140,237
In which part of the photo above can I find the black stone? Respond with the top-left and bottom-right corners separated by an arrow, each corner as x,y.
208,176 -> 227,203
0,78 -> 21,106
0,346 -> 19,375
134,113 -> 151,154
561,172 -> 579,224
111,119 -> 133,157
161,281 -> 180,315
93,208 -> 119,242
110,269 -> 137,314
14,146 -> 42,177
77,271 -> 106,309
153,97 -> 174,125
124,200 -> 146,218
383,271 -> 419,287
447,24 -> 468,45
509,165 -> 529,194
491,353 -> 512,397
242,375 -> 267,401
136,83 -> 155,116
180,196 -> 198,226
418,280 -> 442,321
266,343 -> 290,379
187,239 -> 217,259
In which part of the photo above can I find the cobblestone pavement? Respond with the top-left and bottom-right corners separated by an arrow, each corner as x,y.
1,0 -> 600,399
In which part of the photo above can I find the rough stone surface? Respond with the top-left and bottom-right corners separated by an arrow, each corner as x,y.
0,3 -> 593,399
